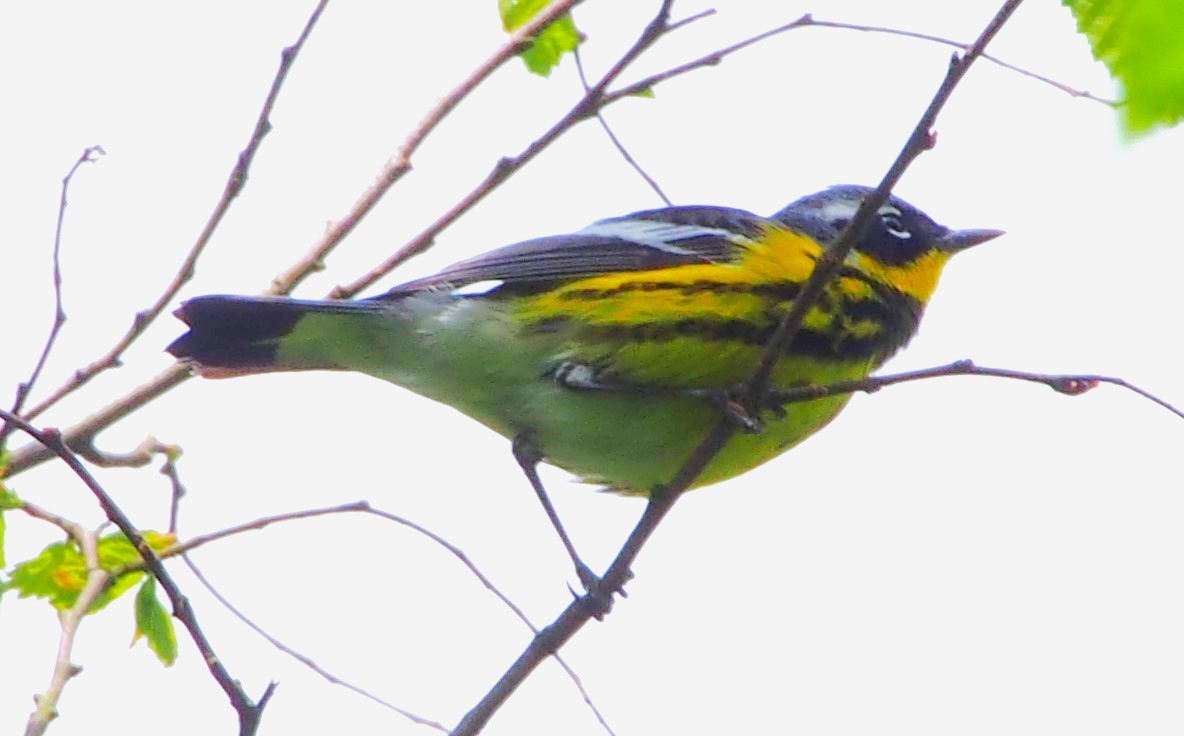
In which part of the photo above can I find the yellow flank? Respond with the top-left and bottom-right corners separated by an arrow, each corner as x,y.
733,225 -> 824,282
521,224 -> 821,326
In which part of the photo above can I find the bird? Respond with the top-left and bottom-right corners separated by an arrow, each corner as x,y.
168,184 -> 1001,586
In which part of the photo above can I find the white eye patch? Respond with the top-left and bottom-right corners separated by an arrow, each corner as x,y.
877,206 -> 912,240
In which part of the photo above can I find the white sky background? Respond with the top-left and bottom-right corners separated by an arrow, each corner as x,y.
3,1 -> 1183,734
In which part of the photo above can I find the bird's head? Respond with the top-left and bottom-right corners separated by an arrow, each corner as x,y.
772,184 -> 1003,303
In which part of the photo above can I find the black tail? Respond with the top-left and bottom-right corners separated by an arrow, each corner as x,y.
168,295 -> 324,377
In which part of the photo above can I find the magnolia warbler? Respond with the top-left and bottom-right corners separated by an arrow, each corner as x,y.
168,185 -> 1000,582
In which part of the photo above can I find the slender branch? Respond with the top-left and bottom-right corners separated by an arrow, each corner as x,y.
767,359 -> 1184,419
0,407 -> 272,735
18,500 -> 83,536
453,3 -> 1024,734
602,13 -> 816,104
271,0 -> 583,296
24,523 -> 110,736
804,16 -> 1117,106
329,0 -> 684,299
574,48 -> 672,206
6,364 -> 190,476
15,1 -> 328,429
0,146 -> 104,452
70,435 -> 175,469
181,554 -> 449,732
116,500 -> 616,734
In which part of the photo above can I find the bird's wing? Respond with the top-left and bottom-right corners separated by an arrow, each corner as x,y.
375,205 -> 771,298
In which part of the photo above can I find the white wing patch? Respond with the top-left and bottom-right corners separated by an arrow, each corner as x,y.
578,219 -> 746,254
451,279 -> 505,296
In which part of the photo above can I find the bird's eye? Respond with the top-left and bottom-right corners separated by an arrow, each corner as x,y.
881,213 -> 911,240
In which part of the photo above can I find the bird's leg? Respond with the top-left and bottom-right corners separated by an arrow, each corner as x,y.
511,433 -> 611,609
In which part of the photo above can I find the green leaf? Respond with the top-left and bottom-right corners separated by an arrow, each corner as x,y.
0,483 -> 21,510
133,577 -> 177,666
6,530 -> 174,612
1064,0 -> 1184,134
0,510 -> 6,570
499,0 -> 582,76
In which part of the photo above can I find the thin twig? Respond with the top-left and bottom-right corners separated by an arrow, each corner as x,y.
574,48 -> 672,206
271,0 -> 583,296
804,16 -> 1117,106
180,554 -> 449,732
72,435 -> 174,468
18,500 -> 83,536
0,146 -> 104,452
452,3 -> 1024,734
602,13 -> 816,104
160,450 -> 187,534
24,523 -> 110,736
16,1 -> 328,428
766,359 -> 1184,419
6,364 -> 190,476
0,407 -> 272,735
119,501 -> 616,734
330,0 -> 690,299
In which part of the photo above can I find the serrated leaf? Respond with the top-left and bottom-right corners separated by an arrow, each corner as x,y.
133,577 -> 177,666
499,0 -> 582,77
6,530 -> 174,612
1064,0 -> 1184,134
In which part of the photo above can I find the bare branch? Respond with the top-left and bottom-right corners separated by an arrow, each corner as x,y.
6,364 -> 190,476
271,0 -> 584,296
803,16 -> 1117,106
15,1 -> 329,428
0,146 -> 104,451
181,554 -> 449,732
766,359 -> 1184,420
24,523 -> 110,736
122,500 -> 616,734
330,0 -> 685,299
574,49 -> 672,206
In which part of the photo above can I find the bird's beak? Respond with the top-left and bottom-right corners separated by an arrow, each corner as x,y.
939,228 -> 1005,252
